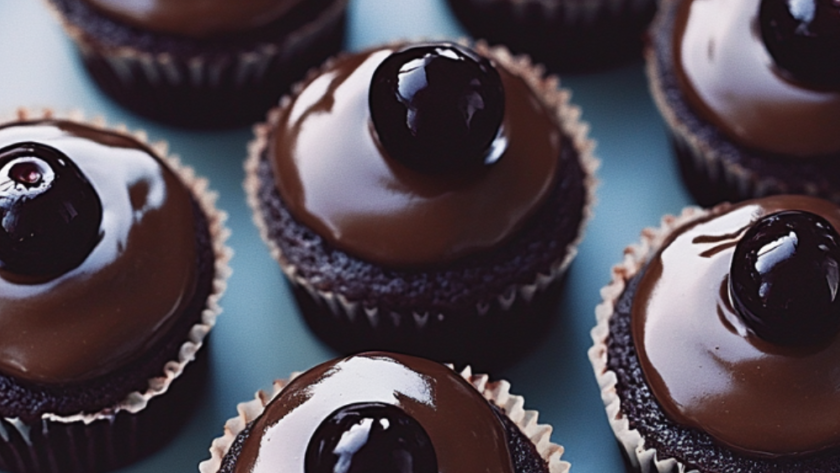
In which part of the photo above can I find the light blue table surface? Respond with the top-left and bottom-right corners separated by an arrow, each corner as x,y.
0,1 -> 693,472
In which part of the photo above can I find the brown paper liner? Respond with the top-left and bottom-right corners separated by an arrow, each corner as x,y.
199,365 -> 570,473
588,204 -> 719,473
0,108 -> 233,473
244,39 -> 599,340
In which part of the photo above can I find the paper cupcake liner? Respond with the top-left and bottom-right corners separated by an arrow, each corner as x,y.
198,365 -> 570,473
588,204 -> 720,473
45,0 -> 347,91
43,0 -> 347,127
0,108 -> 233,473
0,348 -> 209,473
244,40 -> 599,335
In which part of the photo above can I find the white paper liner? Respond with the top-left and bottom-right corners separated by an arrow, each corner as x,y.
0,108 -> 232,438
644,0 -> 840,205
243,39 -> 599,331
587,204 -> 730,473
199,365 -> 570,473
43,0 -> 348,90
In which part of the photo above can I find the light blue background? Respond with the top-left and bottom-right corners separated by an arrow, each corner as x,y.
0,1 -> 693,472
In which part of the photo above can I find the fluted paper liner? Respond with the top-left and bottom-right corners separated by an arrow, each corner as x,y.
645,47 -> 780,202
43,0 -> 348,93
244,40 -> 599,331
0,108 -> 233,471
199,366 -> 570,473
588,204 -> 721,473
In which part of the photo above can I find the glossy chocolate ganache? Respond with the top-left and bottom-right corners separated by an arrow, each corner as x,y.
0,119 -> 198,385
632,195 -> 840,458
81,0 -> 305,38
674,0 -> 840,157
269,43 -> 560,268
220,352 -> 522,473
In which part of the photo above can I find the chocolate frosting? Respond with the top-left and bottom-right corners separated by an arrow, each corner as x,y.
675,0 -> 840,156
633,194 -> 840,456
270,46 -> 559,268
81,0 -> 304,38
0,120 -> 197,385
234,352 -> 515,473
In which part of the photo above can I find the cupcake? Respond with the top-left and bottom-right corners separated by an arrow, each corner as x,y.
199,351 -> 569,473
590,194 -> 840,472
245,40 -> 598,367
0,109 -> 231,472
446,0 -> 657,71
44,0 -> 348,128
647,0 -> 840,207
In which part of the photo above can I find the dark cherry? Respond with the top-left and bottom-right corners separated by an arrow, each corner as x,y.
304,402 -> 438,473
729,210 -> 840,345
759,0 -> 840,87
0,142 -> 102,278
369,42 -> 505,174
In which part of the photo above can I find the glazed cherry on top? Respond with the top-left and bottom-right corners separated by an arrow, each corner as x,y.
369,42 -> 505,174
0,141 -> 102,278
730,210 -> 840,345
305,402 -> 438,473
760,0 -> 840,86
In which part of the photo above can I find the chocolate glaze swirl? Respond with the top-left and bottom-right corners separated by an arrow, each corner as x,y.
234,352 -> 515,473
270,46 -> 559,268
0,120 -> 197,385
81,0 -> 304,38
675,0 -> 840,156
633,195 -> 840,456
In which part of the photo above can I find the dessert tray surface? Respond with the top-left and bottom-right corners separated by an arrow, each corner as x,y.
0,1 -> 689,472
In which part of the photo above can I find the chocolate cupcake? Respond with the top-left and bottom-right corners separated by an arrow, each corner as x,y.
446,0 -> 657,71
245,40 -> 598,366
44,0 -> 348,128
647,0 -> 840,207
590,194 -> 840,472
0,109 -> 231,473
199,351 -> 569,473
